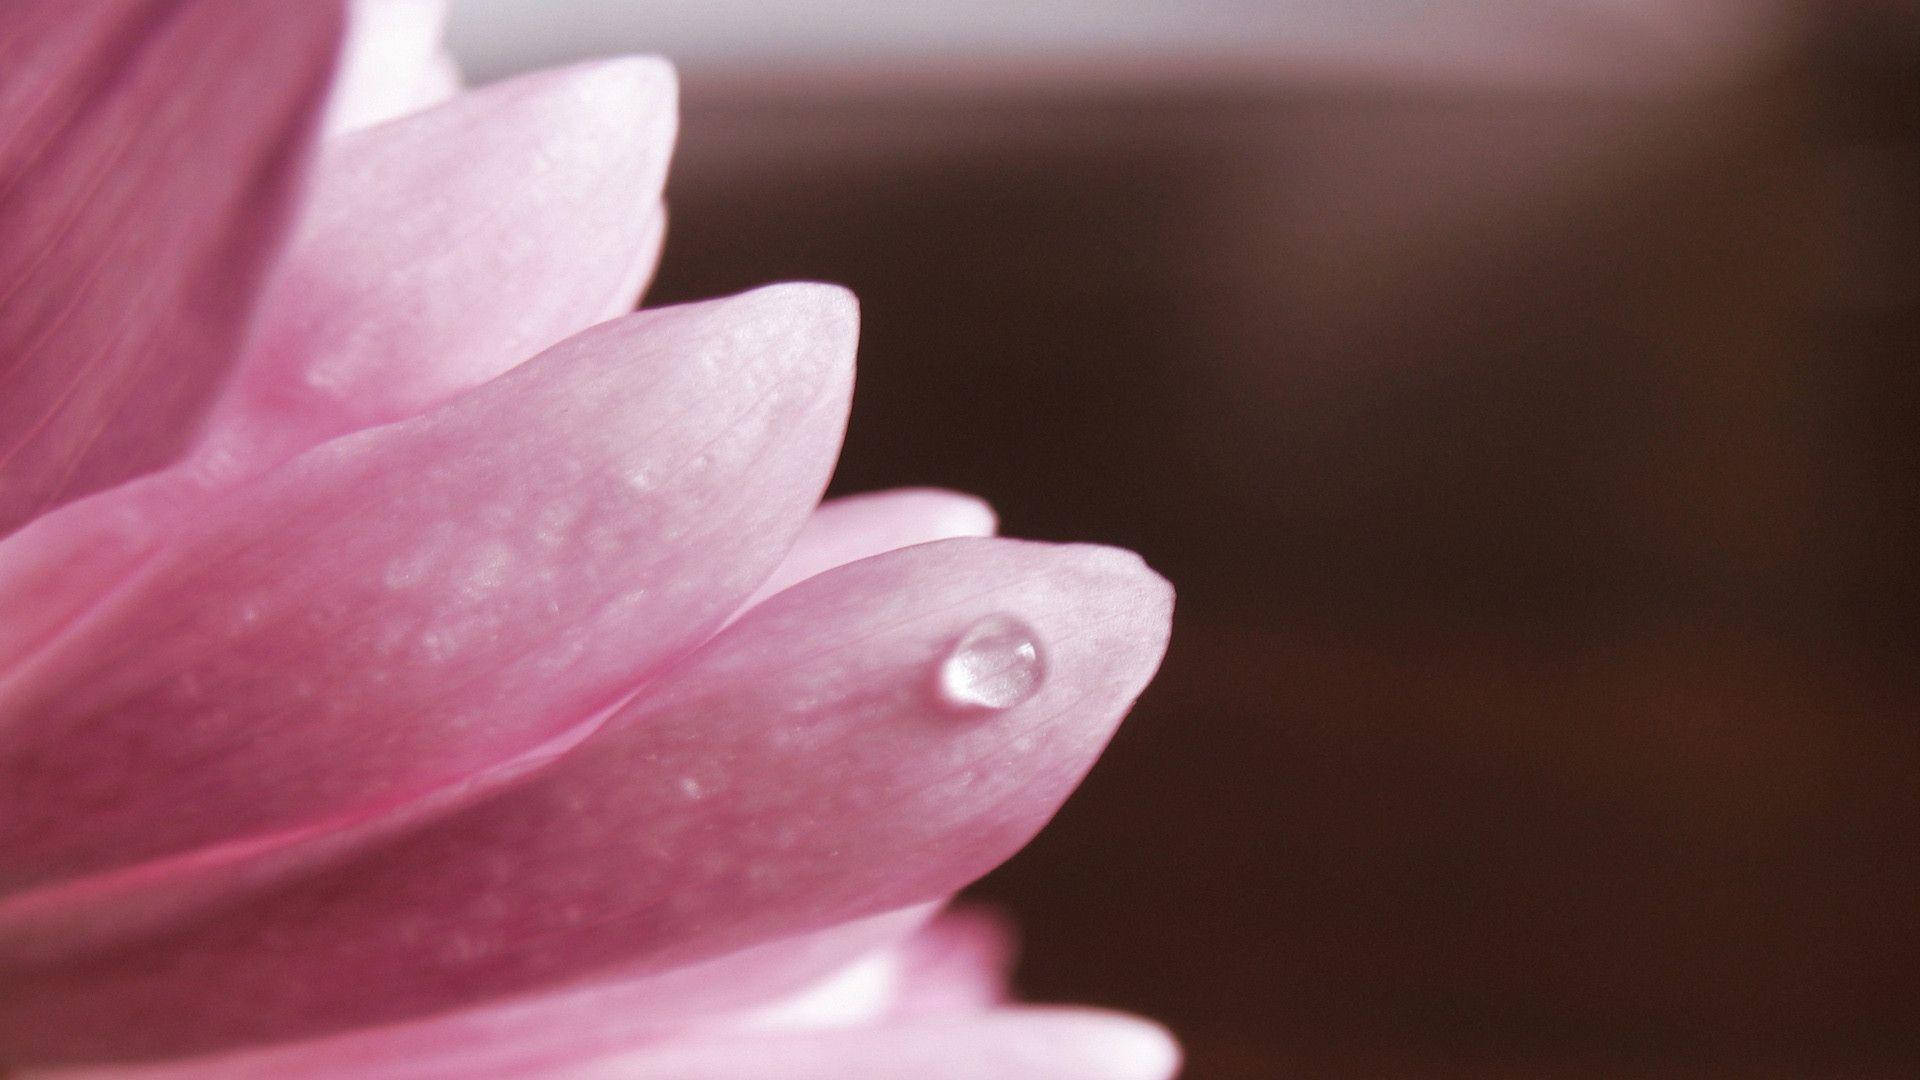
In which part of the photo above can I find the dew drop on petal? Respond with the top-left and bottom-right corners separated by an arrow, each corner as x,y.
939,614 -> 1045,711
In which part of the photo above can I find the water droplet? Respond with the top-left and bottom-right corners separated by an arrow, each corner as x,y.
939,614 -> 1045,711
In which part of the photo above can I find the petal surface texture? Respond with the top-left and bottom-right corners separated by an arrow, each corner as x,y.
0,538 -> 1173,1062
0,0 -> 340,535
0,285 -> 855,908
200,56 -> 677,478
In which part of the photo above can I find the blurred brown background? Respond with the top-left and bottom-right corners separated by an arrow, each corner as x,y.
470,3 -> 1917,1076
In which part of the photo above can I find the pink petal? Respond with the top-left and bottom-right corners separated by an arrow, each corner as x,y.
325,0 -> 459,134
1,56 -> 675,684
16,908 -> 940,1080
567,1009 -> 1182,1080
889,906 -> 1019,1018
0,285 -> 855,908
0,538 -> 1172,1062
716,903 -> 1014,1035
0,472 -> 209,679
0,0 -> 341,536
740,487 -> 998,612
734,903 -> 1020,1031
21,1007 -> 1176,1080
0,702 -> 613,968
198,57 -> 677,479
10,910 -> 1105,1079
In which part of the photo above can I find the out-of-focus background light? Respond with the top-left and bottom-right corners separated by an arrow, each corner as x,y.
450,3 -> 1919,1078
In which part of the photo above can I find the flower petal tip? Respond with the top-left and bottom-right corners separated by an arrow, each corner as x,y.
1068,1011 -> 1184,1080
712,282 -> 862,407
888,488 -> 1000,537
550,53 -> 678,141
599,52 -> 679,101
746,281 -> 862,351
1053,541 -> 1178,673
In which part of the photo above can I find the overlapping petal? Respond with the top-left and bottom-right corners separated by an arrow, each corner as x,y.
0,285 -> 855,906
554,1009 -> 1182,1080
0,0 -> 341,535
30,1013 -> 1179,1080
0,538 -> 1172,1062
743,487 -> 999,612
200,56 -> 677,478
16,908 -> 933,1079
15,911 -> 1174,1080
0,52 -> 677,705
0,4 -> 1181,1075
0,470 -> 209,679
887,905 -> 1018,1017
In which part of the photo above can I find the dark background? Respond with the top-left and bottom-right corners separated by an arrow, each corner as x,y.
643,12 -> 1919,1078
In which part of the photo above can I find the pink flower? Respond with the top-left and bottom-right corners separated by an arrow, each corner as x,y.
0,2 -> 1176,1077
